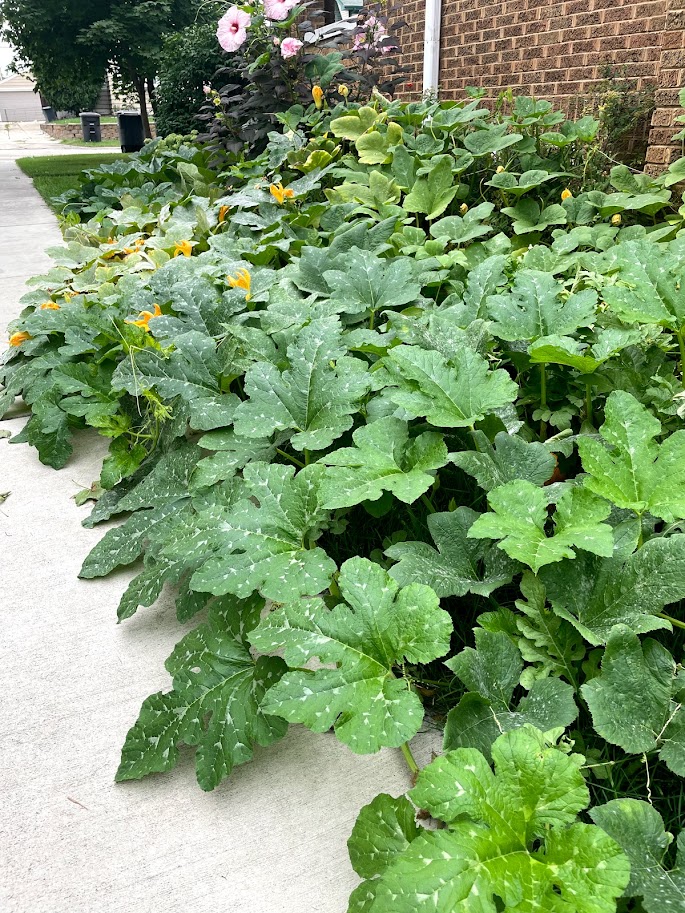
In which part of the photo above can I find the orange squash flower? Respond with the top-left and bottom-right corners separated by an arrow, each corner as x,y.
174,240 -> 193,258
218,205 -> 230,222
312,85 -> 324,109
561,188 -> 573,201
227,267 -> 252,301
9,331 -> 31,346
125,303 -> 162,332
269,182 -> 295,204
40,302 -> 61,310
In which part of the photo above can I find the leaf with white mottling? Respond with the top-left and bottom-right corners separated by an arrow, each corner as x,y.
250,557 -> 452,753
451,430 -> 556,491
233,319 -> 370,451
348,727 -> 629,913
384,344 -> 517,428
116,599 -> 287,790
468,481 -> 613,572
590,800 -> 685,913
178,462 -> 336,602
541,535 -> 685,645
385,507 -> 516,597
320,417 -> 448,508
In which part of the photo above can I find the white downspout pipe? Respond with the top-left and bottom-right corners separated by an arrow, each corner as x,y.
422,0 -> 442,97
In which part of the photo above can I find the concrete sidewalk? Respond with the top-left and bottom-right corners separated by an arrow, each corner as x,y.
0,121 -> 120,160
0,159 -> 434,912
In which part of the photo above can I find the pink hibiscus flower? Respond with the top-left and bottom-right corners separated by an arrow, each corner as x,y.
217,6 -> 251,52
280,37 -> 303,59
263,0 -> 298,22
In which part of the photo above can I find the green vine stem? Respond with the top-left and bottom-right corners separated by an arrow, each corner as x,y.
400,741 -> 420,778
585,380 -> 593,425
539,363 -> 547,439
658,611 -> 685,631
677,329 -> 685,387
276,448 -> 305,468
421,493 -> 437,514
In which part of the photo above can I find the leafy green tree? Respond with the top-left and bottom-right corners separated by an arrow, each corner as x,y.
155,22 -> 226,136
76,0 -> 201,137
0,0 -> 202,133
0,0 -> 109,113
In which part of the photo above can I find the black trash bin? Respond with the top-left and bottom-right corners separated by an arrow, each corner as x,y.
42,106 -> 56,123
117,111 -> 145,153
80,112 -> 101,142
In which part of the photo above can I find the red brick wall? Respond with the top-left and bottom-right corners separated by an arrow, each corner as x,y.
396,0 -> 684,168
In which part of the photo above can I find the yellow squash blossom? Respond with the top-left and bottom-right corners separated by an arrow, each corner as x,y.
269,182 -> 295,205
40,302 -> 60,310
459,203 -> 468,215
126,303 -> 162,332
312,85 -> 324,109
218,205 -> 230,222
173,240 -> 193,258
338,84 -> 349,98
9,331 -> 31,346
561,188 -> 573,201
611,213 -> 622,226
227,267 -> 252,301
496,165 -> 505,174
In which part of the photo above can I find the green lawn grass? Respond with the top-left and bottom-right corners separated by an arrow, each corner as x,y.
54,116 -> 119,125
16,153 -> 126,209
60,137 -> 122,147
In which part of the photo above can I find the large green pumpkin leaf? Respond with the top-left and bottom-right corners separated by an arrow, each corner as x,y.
443,629 -> 577,757
579,390 -> 685,522
79,501 -> 179,579
347,794 -> 420,881
233,318 -> 370,451
182,462 -> 337,602
486,269 -> 597,341
443,679 -> 578,759
582,625 -> 685,772
319,417 -> 449,509
115,442 -> 201,513
384,344 -> 517,428
601,239 -> 685,330
540,536 -> 685,644
451,430 -> 556,491
456,253 -> 508,322
590,799 -> 685,913
446,628 -> 525,707
249,557 -> 452,753
501,198 -> 567,234
330,105 -> 380,141
116,596 -> 287,791
111,330 -> 220,402
468,481 -> 614,573
429,202 -> 495,246
348,727 -> 629,913
402,157 -> 459,220
514,571 -> 586,685
385,507 -> 516,597
323,248 -> 422,316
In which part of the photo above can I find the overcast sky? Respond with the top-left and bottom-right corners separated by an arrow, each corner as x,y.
0,39 -> 15,77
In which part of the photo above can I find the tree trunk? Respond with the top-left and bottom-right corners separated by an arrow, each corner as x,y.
134,74 -> 152,139
146,77 -> 158,117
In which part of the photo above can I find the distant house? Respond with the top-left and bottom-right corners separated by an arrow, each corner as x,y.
0,73 -> 43,122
